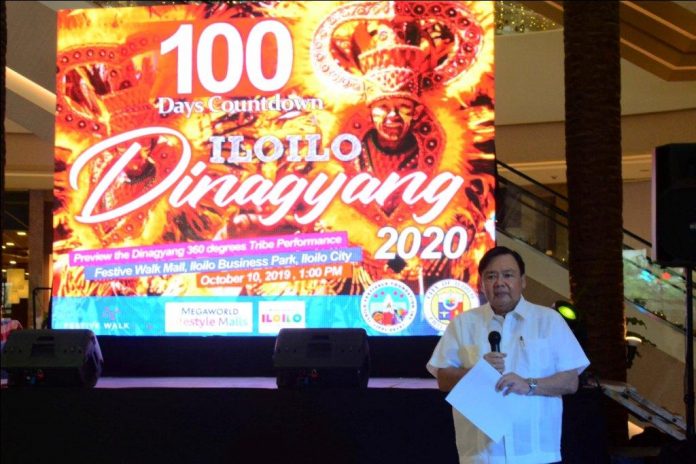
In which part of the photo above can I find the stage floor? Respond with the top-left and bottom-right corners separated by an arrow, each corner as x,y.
2,376 -> 458,464
93,376 -> 438,389
2,376 -> 612,463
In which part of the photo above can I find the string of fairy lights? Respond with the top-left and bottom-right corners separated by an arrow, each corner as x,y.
93,1 -> 561,34
493,1 -> 560,34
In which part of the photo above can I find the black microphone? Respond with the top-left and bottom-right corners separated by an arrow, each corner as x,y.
488,331 -> 501,352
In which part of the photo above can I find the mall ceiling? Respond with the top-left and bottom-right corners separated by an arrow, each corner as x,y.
526,1 -> 696,81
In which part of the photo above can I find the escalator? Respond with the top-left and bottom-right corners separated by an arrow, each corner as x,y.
495,159 -> 693,360
495,160 -> 694,419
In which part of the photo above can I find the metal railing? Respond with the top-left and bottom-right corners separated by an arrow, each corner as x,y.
496,160 -> 694,335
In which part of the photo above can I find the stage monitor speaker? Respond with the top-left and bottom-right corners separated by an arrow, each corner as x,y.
651,143 -> 696,266
273,328 -> 370,389
1,329 -> 103,387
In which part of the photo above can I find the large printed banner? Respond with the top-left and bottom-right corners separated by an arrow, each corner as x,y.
51,1 -> 496,337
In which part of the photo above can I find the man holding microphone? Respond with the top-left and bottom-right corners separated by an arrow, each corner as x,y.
427,246 -> 590,463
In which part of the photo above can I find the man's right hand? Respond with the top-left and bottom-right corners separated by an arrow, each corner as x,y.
483,351 -> 507,373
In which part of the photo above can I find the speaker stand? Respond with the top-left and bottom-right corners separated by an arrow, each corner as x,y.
685,265 -> 694,440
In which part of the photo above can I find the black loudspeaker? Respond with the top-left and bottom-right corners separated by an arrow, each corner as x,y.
652,143 -> 696,266
273,328 -> 370,389
1,329 -> 103,387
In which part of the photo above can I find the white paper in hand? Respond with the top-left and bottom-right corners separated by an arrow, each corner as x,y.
445,359 -> 526,442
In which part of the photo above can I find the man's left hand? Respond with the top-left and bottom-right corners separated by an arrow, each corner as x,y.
495,372 -> 529,396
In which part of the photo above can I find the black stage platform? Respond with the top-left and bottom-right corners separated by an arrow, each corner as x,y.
1,378 -> 609,464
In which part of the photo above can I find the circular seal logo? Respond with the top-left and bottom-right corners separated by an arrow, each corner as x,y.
360,279 -> 417,334
423,279 -> 480,332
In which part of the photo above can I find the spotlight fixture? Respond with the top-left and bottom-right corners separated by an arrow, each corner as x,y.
552,300 -> 587,349
626,335 -> 643,368
553,300 -> 578,321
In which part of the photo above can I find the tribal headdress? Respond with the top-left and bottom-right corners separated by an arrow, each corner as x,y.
310,1 -> 485,103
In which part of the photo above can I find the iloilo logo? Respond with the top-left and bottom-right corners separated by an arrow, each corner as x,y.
423,279 -> 479,332
360,279 -> 417,334
258,301 -> 306,334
